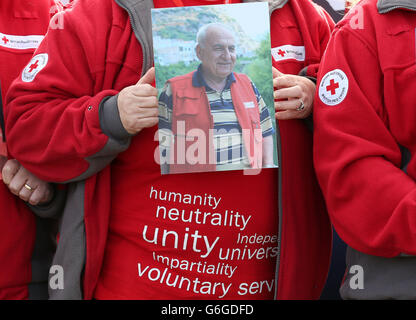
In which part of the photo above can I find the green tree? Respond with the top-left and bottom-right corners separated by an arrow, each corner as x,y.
245,37 -> 274,112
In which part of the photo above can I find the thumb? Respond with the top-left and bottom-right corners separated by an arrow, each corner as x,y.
272,66 -> 284,78
137,67 -> 155,85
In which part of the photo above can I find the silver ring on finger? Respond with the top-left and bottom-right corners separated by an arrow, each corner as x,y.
296,100 -> 305,111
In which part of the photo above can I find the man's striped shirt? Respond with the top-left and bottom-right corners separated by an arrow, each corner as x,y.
158,66 -> 274,171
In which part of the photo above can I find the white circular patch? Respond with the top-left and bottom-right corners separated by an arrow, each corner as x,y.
319,69 -> 349,106
22,53 -> 48,83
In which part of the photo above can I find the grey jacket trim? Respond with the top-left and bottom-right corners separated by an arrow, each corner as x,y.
243,0 -> 288,13
70,137 -> 130,183
341,246 -> 416,299
27,185 -> 67,219
49,182 -> 86,300
100,95 -> 133,141
29,217 -> 57,300
378,0 -> 416,13
115,0 -> 154,77
267,0 -> 288,12
298,66 -> 317,84
66,96 -> 131,183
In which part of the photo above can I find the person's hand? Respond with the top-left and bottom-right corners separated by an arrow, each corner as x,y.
117,67 -> 159,135
2,159 -> 53,205
273,67 -> 316,120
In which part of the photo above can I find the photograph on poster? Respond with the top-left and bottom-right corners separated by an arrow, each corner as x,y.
152,2 -> 278,175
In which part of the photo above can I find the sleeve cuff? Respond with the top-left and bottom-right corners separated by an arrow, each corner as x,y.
26,184 -> 67,219
99,94 -> 133,142
298,66 -> 317,84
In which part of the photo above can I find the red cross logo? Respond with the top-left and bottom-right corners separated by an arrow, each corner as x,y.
326,79 -> 339,95
29,60 -> 39,73
278,49 -> 286,57
2,36 -> 9,44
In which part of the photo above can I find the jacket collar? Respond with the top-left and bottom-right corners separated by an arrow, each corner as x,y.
378,0 -> 416,14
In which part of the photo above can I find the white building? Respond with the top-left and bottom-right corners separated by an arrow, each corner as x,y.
154,36 -> 197,66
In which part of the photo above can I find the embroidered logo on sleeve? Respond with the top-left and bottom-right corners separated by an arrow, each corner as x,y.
271,45 -> 305,62
22,54 -> 48,83
0,33 -> 44,50
318,69 -> 349,106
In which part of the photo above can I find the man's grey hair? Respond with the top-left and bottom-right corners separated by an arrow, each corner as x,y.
196,23 -> 237,47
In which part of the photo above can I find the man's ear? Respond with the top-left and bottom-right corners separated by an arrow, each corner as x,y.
195,44 -> 203,61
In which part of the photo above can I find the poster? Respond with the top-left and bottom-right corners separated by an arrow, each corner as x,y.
152,3 -> 278,175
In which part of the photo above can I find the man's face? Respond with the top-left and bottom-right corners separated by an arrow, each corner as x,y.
197,26 -> 236,82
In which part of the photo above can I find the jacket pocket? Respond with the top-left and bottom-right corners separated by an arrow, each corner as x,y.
173,88 -> 202,117
172,89 -> 209,144
380,24 -> 415,69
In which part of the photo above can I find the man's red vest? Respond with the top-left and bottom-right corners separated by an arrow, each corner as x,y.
168,71 -> 263,174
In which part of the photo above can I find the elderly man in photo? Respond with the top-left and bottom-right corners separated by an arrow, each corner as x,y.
158,23 -> 275,174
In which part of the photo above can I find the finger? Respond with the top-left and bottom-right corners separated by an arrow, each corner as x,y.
29,186 -> 50,206
274,86 -> 302,100
19,182 -> 34,202
137,67 -> 155,86
134,117 -> 159,130
7,165 -> 31,195
275,110 -> 302,120
275,75 -> 303,89
28,191 -> 41,205
273,76 -> 298,89
272,66 -> 284,79
2,159 -> 20,185
40,186 -> 53,204
131,83 -> 158,97
136,106 -> 159,118
275,99 -> 302,111
130,95 -> 158,108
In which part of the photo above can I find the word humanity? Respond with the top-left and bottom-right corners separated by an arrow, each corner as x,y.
150,186 -> 221,209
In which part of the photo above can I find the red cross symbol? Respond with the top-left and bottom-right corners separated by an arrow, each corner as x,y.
326,79 -> 339,95
29,60 -> 39,73
2,36 -> 9,44
278,49 -> 286,57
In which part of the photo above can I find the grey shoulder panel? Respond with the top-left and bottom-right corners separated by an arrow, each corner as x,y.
242,0 -> 288,14
377,0 -> 416,14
